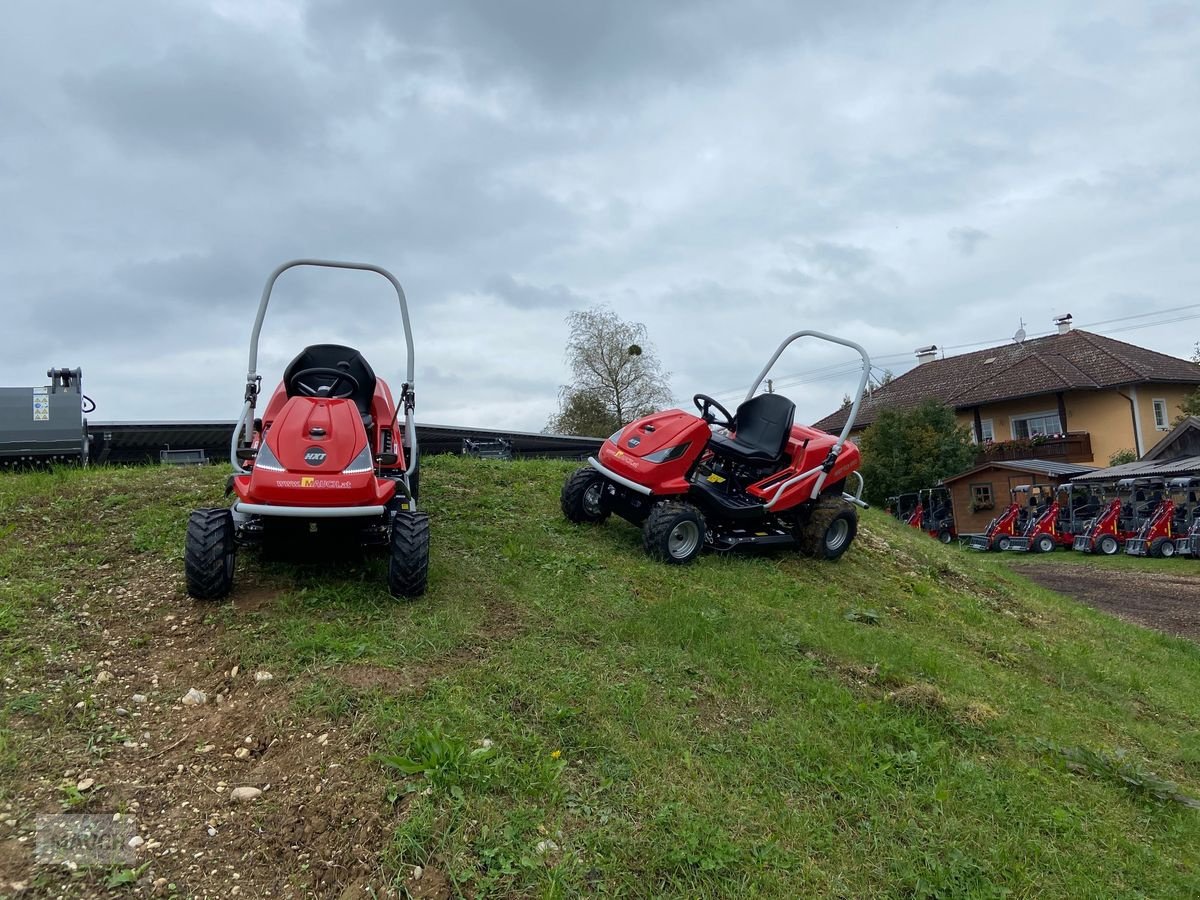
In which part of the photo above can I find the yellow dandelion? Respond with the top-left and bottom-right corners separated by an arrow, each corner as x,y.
550,750 -> 562,759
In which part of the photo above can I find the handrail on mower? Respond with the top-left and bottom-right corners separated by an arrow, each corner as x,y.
230,259 -> 417,476
744,331 -> 872,508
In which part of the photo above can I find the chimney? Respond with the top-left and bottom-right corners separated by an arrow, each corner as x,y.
915,345 -> 938,365
1054,313 -> 1073,335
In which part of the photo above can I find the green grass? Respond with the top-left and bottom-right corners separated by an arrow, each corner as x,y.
3,458 -> 1200,897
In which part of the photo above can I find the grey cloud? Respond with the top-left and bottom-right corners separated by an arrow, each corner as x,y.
63,44 -> 324,155
933,68 -> 1020,105
949,227 -> 990,256
2,0 -> 1199,432
798,241 -> 875,279
484,274 -> 584,310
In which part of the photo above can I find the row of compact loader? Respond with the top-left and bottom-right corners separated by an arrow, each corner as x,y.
958,477 -> 1200,558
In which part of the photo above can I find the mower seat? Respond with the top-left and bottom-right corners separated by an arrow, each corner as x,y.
709,393 -> 796,465
283,344 -> 378,419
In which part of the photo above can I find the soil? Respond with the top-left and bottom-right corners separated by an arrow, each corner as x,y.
1010,562 -> 1200,642
0,546 -> 409,899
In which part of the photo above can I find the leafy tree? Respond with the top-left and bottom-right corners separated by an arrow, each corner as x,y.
1109,448 -> 1138,466
858,400 -> 977,506
546,306 -> 672,436
546,390 -> 616,437
1172,343 -> 1200,425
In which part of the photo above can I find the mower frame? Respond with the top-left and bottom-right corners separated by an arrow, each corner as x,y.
228,258 -> 419,511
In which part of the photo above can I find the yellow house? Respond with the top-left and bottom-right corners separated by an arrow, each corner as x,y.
813,322 -> 1200,466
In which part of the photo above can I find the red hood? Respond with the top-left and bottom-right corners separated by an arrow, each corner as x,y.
265,397 -> 366,472
609,409 -> 708,459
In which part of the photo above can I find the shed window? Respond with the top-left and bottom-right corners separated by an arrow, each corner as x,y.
971,483 -> 994,510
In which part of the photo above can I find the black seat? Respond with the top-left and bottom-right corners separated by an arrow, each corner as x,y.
709,393 -> 796,465
283,344 -> 377,417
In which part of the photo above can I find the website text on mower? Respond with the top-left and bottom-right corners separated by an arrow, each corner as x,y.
561,331 -> 870,564
184,259 -> 430,601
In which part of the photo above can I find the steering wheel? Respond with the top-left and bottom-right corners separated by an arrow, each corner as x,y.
288,366 -> 360,399
693,394 -> 734,428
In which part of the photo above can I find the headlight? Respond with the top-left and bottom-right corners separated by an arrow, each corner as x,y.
342,444 -> 374,474
644,442 -> 690,463
254,441 -> 285,471
608,428 -> 623,444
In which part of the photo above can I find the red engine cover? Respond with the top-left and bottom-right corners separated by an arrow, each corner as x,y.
235,396 -> 395,508
597,409 -> 712,495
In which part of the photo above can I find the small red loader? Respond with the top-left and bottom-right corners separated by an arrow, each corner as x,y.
1007,483 -> 1093,553
966,485 -> 1043,551
1126,477 -> 1196,557
1073,478 -> 1161,555
184,259 -> 429,600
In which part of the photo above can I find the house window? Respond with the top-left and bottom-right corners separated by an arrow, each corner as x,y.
1153,399 -> 1168,430
979,419 -> 994,442
1011,411 -> 1062,439
971,483 -> 994,511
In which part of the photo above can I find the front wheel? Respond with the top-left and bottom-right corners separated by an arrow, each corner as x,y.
797,501 -> 858,561
995,534 -> 1013,552
388,512 -> 431,598
643,502 -> 706,565
1035,534 -> 1056,554
938,529 -> 953,545
1152,537 -> 1175,559
561,467 -> 610,524
1097,534 -> 1120,556
185,508 -> 236,600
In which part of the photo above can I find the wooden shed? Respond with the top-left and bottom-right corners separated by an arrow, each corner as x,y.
941,459 -> 1098,535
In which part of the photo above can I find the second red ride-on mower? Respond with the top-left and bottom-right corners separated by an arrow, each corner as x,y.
560,331 -> 870,564
184,259 -> 430,600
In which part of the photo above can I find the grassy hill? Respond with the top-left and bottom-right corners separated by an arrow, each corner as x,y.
3,457 -> 1200,897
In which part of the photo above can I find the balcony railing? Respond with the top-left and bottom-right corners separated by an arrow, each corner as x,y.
976,432 -> 1093,465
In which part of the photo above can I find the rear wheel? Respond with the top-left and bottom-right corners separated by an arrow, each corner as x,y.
185,508 -> 236,600
388,512 -> 430,598
643,502 -> 706,564
561,467 -> 610,524
797,500 -> 858,561
1098,534 -> 1120,556
938,529 -> 953,544
1035,534 -> 1056,554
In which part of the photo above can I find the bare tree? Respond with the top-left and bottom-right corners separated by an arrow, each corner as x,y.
546,306 -> 673,436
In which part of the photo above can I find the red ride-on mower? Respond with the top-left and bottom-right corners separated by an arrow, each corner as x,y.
560,331 -> 870,564
184,259 -> 429,600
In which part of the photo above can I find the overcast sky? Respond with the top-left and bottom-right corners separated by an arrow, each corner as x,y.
2,1 -> 1198,432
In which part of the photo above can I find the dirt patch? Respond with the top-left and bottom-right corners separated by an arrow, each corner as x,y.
0,551 -> 402,899
231,584 -> 283,613
1012,562 -> 1200,642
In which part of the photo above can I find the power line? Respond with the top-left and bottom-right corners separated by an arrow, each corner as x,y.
710,303 -> 1200,400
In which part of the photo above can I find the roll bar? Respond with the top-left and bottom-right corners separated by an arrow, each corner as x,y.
747,331 -> 872,506
230,259 -> 417,474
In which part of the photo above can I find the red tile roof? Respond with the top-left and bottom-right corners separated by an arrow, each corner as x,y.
813,330 -> 1200,433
